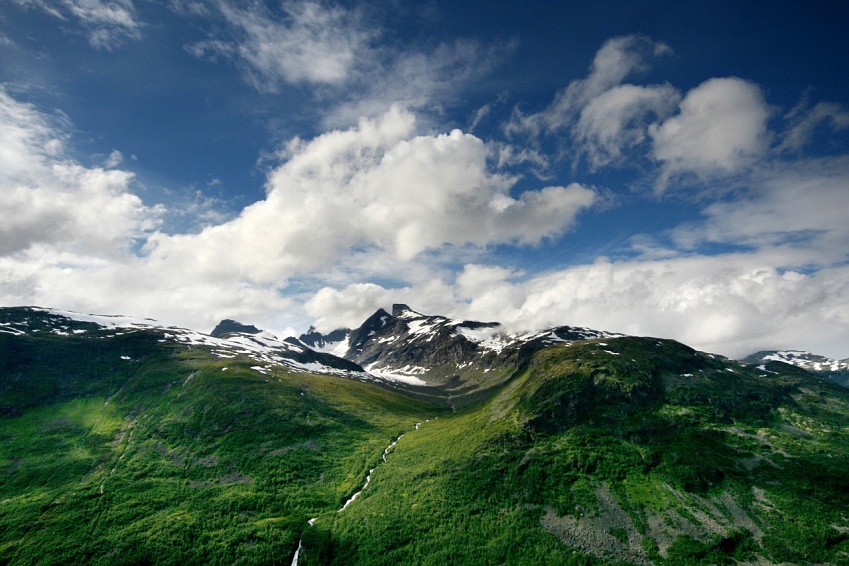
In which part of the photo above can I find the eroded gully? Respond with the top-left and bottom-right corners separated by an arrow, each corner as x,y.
291,420 -> 429,565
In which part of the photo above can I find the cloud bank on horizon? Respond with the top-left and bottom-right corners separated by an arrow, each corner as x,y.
1,0 -> 849,359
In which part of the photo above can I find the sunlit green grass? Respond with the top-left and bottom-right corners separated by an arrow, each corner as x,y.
2,330 -> 849,564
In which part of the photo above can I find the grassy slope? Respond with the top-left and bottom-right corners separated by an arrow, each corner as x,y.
313,338 -> 849,565
0,329 -> 441,565
3,331 -> 849,564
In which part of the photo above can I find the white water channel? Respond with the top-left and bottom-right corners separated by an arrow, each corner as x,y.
291,421 -> 428,565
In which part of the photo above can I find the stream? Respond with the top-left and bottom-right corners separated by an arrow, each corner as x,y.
291,421 -> 427,565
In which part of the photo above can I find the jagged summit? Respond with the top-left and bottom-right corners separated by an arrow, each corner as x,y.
392,303 -> 424,319
298,326 -> 351,352
298,304 -> 621,390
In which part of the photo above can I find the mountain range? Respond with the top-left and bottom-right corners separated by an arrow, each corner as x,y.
2,304 -> 849,564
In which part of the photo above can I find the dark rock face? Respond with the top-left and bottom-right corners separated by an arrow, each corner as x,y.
346,307 -> 477,368
339,305 -> 519,389
296,304 -> 620,390
298,327 -> 351,350
347,308 -> 401,360
210,319 -> 261,337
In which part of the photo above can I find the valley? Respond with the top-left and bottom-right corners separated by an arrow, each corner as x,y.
2,306 -> 849,564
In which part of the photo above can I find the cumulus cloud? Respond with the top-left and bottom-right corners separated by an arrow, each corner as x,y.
188,0 -> 373,89
5,25 -> 848,360
0,89 -> 251,331
142,106 -> 596,286
0,87 -> 597,336
12,0 -> 142,49
649,77 -> 771,188
504,257 -> 849,359
505,35 -> 678,171
306,255 -> 849,360
296,145 -> 849,359
104,149 -> 123,168
0,250 -> 299,336
305,283 -> 399,331
0,88 -> 159,257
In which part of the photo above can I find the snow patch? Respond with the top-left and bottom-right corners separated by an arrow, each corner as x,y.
455,325 -> 510,353
365,363 -> 427,385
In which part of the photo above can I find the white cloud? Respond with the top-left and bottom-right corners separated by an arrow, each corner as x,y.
505,35 -> 673,139
0,88 -> 159,256
4,25 -> 847,362
295,147 -> 849,360
141,106 -> 596,287
184,2 -> 509,128
649,77 -> 771,188
188,0 -> 373,90
13,0 -> 142,49
104,149 -> 123,168
0,87 -> 598,336
779,100 -> 849,152
573,83 -> 680,169
0,251 -> 299,336
0,89 -> 253,332
321,38 -> 512,129
669,157 -> 849,264
504,257 -> 849,359
295,250 -> 849,360
305,283 -> 400,331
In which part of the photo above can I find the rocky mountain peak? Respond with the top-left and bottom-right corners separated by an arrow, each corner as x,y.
210,319 -> 262,338
392,303 -> 423,319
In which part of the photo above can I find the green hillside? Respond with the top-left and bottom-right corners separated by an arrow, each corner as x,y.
2,314 -> 849,564
0,325 -> 439,564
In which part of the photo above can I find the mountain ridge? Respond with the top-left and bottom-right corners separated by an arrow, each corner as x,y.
294,303 -> 624,396
3,304 -> 849,564
744,349 -> 849,387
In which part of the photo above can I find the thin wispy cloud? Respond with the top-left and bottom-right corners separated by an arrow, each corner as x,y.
182,1 -> 512,130
780,98 -> 849,152
187,1 -> 373,90
505,36 -> 673,136
12,0 -> 142,49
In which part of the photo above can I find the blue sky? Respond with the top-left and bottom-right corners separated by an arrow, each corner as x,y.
2,0 -> 849,358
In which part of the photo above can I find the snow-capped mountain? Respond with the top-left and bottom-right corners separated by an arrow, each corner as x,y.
746,350 -> 848,372
0,307 -> 367,380
744,350 -> 849,387
297,327 -> 351,357
296,303 -> 622,387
